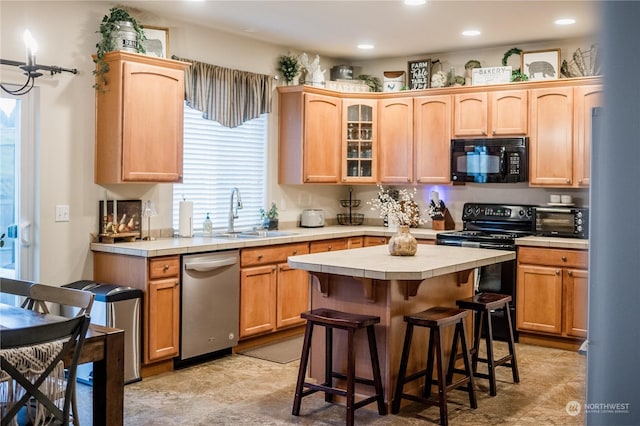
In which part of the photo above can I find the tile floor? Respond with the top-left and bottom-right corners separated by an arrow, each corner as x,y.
76,341 -> 586,425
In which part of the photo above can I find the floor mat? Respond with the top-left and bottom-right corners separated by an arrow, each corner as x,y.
238,336 -> 303,364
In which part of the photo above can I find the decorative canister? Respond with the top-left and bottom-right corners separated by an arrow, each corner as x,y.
388,225 -> 418,256
330,65 -> 354,81
115,21 -> 138,53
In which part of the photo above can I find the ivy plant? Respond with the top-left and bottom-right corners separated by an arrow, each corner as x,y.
94,7 -> 146,90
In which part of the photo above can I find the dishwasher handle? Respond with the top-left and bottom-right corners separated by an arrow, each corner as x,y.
184,257 -> 237,272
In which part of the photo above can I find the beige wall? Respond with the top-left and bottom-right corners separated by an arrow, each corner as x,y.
1,1 -> 593,285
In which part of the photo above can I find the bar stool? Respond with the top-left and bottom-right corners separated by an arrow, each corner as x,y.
392,306 -> 476,426
452,293 -> 520,396
292,308 -> 386,426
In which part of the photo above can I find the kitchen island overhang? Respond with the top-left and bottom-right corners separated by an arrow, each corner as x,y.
287,244 -> 515,412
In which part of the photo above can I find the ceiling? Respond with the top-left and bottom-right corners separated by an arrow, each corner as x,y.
120,1 -> 600,61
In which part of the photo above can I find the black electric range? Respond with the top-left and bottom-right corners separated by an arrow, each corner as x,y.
436,203 -> 536,342
436,203 -> 536,250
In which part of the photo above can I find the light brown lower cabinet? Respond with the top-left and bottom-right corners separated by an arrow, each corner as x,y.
516,247 -> 588,344
93,253 -> 180,367
239,243 -> 310,339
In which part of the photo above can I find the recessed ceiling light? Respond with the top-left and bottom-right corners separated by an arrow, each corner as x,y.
555,18 -> 576,25
404,0 -> 426,5
357,44 -> 375,50
462,30 -> 481,37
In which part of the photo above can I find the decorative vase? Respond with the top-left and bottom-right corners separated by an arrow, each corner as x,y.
388,225 -> 417,256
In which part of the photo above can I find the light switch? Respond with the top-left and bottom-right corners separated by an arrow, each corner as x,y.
55,205 -> 70,222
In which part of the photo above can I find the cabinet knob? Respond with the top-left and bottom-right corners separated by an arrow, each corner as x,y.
292,250 -> 298,255
328,245 -> 332,250
273,266 -> 277,271
406,178 -> 411,182
482,131 -> 487,136
556,269 -> 561,275
163,264 -> 170,271
568,270 -> 574,277
257,255 -> 263,260
561,256 -> 567,262
566,178 -> 571,184
492,130 -> 496,136
578,179 -> 583,184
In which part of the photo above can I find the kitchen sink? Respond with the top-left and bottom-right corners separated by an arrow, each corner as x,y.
240,230 -> 298,237
212,230 -> 298,239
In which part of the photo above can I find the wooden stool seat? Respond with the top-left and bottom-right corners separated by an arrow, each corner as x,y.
453,292 -> 520,397
292,308 -> 386,426
392,306 -> 477,426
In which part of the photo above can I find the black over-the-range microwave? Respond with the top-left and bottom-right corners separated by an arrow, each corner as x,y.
451,137 -> 528,183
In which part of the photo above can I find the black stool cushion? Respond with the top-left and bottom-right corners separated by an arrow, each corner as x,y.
404,306 -> 468,327
456,292 -> 512,311
301,308 -> 380,329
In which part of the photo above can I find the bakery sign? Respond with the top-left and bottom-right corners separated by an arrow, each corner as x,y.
472,66 -> 512,86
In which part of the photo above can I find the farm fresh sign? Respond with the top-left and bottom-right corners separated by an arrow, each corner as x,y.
408,59 -> 431,90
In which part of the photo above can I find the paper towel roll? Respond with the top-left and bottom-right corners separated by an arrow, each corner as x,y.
179,201 -> 193,237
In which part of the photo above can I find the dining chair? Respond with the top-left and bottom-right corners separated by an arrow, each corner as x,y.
29,284 -> 94,317
27,284 -> 95,426
0,278 -> 36,309
0,314 -> 91,426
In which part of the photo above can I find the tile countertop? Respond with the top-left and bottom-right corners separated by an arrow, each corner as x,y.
89,226 -> 442,258
288,244 -> 515,281
89,226 -> 589,258
515,236 -> 589,250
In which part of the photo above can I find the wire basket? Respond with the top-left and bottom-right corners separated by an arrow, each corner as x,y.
340,199 -> 361,208
337,213 -> 364,226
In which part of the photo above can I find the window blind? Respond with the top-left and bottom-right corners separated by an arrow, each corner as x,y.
173,104 -> 267,233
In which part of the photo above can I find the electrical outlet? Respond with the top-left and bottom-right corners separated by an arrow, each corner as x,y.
55,205 -> 70,222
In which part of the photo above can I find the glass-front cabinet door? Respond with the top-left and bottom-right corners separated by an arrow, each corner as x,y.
342,99 -> 377,183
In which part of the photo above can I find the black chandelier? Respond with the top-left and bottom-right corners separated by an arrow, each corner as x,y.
0,30 -> 77,96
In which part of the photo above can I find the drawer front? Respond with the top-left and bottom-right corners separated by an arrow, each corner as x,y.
241,243 -> 309,267
518,247 -> 588,269
364,236 -> 388,247
309,238 -> 348,253
149,256 -> 180,279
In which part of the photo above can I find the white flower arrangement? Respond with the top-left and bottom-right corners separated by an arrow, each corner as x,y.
368,185 -> 425,227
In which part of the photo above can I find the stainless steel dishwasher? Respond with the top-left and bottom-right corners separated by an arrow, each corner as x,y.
179,250 -> 239,364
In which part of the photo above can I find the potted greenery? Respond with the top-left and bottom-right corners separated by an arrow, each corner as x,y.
277,54 -> 301,85
94,7 -> 146,90
260,202 -> 279,230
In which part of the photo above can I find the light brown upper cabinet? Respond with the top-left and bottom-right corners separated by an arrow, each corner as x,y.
279,89 -> 342,184
95,52 -> 189,184
573,85 -> 603,187
453,90 -> 528,137
378,98 -> 413,183
342,99 -> 377,183
528,87 -> 575,186
414,95 -> 452,184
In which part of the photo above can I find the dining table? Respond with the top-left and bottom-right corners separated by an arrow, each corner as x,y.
0,302 -> 124,426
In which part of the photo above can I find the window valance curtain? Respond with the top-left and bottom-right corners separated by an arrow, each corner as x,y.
172,55 -> 273,128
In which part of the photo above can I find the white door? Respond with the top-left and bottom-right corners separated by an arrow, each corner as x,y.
0,86 -> 38,293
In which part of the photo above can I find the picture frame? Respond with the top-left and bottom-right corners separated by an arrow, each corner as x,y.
99,199 -> 142,236
521,49 -> 561,81
407,58 -> 431,90
142,25 -> 170,58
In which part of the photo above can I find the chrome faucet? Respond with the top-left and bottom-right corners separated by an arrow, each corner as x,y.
228,187 -> 243,233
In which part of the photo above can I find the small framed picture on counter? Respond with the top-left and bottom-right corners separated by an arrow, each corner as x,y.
521,48 -> 560,81
99,199 -> 142,237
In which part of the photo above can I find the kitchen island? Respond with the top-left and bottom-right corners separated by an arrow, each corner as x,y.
288,244 -> 515,411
